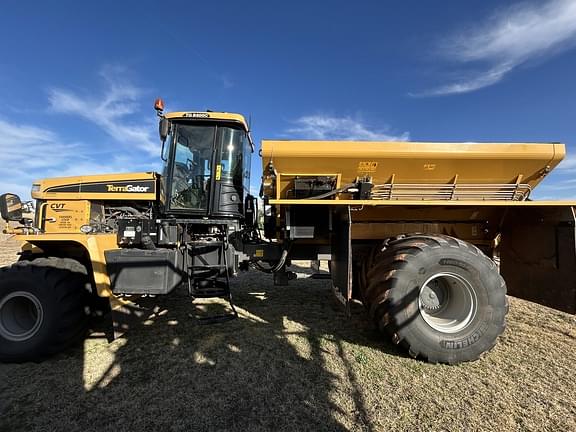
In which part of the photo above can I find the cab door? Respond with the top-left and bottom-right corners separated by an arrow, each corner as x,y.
167,124 -> 216,216
210,126 -> 251,218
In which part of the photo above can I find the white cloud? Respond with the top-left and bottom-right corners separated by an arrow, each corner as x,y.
286,114 -> 409,141
0,119 -> 77,198
1,182 -> 34,204
417,64 -> 515,97
419,0 -> 576,96
532,178 -> 576,199
48,67 -> 158,154
555,153 -> 576,172
0,118 -> 152,200
0,67 -> 163,201
0,119 -> 79,173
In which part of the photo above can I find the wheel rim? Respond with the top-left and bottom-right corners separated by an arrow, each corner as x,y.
0,291 -> 44,342
418,273 -> 477,333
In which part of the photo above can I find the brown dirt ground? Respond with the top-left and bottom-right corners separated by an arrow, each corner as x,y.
0,235 -> 575,432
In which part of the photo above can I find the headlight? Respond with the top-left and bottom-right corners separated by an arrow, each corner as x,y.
80,225 -> 93,234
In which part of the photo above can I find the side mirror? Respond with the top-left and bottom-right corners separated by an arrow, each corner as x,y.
0,193 -> 23,222
159,118 -> 170,142
159,119 -> 171,162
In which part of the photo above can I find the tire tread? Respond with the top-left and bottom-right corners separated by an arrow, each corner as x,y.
360,233 -> 507,364
0,257 -> 90,362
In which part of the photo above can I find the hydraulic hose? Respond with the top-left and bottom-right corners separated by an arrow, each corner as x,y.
303,183 -> 356,200
109,206 -> 145,217
253,249 -> 289,273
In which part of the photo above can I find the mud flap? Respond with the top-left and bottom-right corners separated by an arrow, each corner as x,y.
88,296 -> 149,342
330,206 -> 352,316
500,205 -> 576,314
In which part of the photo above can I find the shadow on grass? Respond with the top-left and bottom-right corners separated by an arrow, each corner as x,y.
0,262 -> 404,432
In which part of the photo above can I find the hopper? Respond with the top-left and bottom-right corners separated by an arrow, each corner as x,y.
261,140 -> 565,201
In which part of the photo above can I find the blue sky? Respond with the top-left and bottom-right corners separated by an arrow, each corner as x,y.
1,0 -> 576,200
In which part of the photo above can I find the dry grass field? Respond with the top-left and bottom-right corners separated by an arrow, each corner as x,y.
0,233 -> 575,432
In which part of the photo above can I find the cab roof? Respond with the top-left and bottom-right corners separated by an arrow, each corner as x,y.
165,111 -> 249,131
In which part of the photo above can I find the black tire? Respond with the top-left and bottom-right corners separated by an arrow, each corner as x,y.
358,244 -> 378,305
0,257 -> 91,363
361,234 -> 508,364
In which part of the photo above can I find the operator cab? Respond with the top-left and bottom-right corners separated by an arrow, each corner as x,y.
156,101 -> 253,219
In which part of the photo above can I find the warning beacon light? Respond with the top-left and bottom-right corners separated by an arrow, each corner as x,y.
154,98 -> 165,115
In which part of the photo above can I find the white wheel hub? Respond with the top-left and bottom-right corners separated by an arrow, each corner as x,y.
418,273 -> 477,334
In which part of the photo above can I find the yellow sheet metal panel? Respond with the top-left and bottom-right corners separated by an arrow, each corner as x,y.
268,199 -> 576,207
351,222 -> 490,243
16,233 -> 118,297
348,204 -> 506,244
165,111 -> 249,130
261,141 -> 564,198
32,172 -> 157,201
43,200 -> 90,233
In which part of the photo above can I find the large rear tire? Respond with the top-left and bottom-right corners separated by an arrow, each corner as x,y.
0,257 -> 91,363
361,234 -> 507,364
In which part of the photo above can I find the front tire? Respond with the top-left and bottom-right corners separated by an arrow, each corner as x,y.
0,257 -> 91,363
361,234 -> 507,364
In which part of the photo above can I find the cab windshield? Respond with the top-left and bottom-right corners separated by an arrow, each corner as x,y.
167,123 -> 248,212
